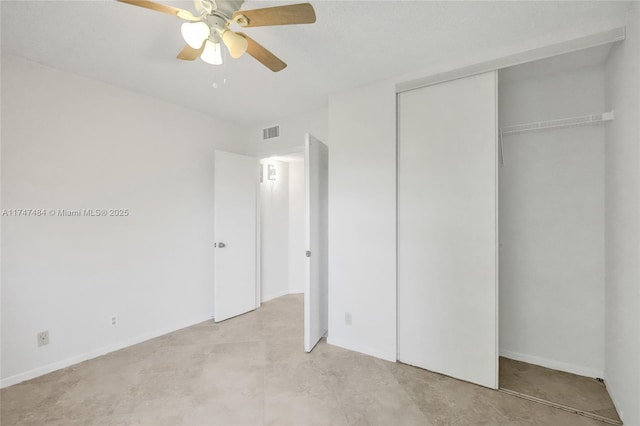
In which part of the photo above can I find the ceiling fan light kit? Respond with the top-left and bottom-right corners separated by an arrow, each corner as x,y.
181,21 -> 210,48
221,29 -> 248,58
201,40 -> 223,65
117,0 -> 317,72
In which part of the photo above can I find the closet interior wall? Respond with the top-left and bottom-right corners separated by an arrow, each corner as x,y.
498,52 -> 607,377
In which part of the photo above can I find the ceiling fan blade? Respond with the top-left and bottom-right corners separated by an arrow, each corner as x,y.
117,0 -> 199,21
238,33 -> 287,72
233,3 -> 316,28
176,42 -> 205,61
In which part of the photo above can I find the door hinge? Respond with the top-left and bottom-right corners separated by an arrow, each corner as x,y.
306,251 -> 311,258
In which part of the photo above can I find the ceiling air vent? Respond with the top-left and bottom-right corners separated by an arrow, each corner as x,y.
262,125 -> 280,141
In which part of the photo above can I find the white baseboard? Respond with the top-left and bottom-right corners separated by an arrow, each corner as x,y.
261,290 -> 290,303
0,315 -> 212,389
500,349 -> 603,379
327,337 -> 396,362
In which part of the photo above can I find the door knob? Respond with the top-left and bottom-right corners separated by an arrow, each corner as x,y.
218,242 -> 226,248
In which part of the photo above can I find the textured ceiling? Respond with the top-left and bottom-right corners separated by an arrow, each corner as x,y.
0,1 -> 631,126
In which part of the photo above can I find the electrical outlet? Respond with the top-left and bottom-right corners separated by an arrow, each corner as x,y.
345,312 -> 352,325
111,315 -> 118,326
37,330 -> 49,347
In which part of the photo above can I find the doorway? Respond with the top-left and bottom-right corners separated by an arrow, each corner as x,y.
258,134 -> 329,353
259,152 -> 305,303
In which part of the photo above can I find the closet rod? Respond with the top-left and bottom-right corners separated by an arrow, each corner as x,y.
501,111 -> 614,136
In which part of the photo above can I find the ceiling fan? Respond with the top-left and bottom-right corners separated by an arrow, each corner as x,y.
117,0 -> 316,72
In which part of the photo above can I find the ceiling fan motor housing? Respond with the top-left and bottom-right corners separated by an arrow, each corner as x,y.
205,14 -> 229,34
195,0 -> 244,19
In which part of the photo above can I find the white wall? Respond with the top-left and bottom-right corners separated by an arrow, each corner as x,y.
259,159 -> 290,302
0,55 -> 248,386
498,65 -> 605,377
249,108 -> 328,157
288,160 -> 305,294
603,3 -> 640,424
328,80 -> 398,361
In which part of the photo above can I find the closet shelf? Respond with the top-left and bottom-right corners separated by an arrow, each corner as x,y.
501,111 -> 614,136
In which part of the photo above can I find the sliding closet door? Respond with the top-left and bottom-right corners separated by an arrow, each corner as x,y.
398,71 -> 498,389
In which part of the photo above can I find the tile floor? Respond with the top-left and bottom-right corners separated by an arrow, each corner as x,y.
499,357 -> 620,423
1,294 -> 608,425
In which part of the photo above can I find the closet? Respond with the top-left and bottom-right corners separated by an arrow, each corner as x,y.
397,34 -> 622,424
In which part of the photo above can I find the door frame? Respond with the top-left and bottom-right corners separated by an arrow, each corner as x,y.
231,142 -> 327,350
256,144 -> 330,352
255,146 -> 305,306
255,158 -> 262,310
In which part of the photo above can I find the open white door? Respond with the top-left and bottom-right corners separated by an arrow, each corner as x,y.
397,71 -> 498,389
214,150 -> 258,322
304,134 -> 329,352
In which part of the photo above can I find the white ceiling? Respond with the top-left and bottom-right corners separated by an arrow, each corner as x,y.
1,1 -> 631,126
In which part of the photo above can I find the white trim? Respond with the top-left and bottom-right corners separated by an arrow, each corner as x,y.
395,92 -> 401,362
500,350 -> 603,379
494,70 -> 500,390
327,337 -> 396,362
0,315 -> 212,389
261,290 -> 290,303
396,27 -> 625,93
255,158 -> 262,309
